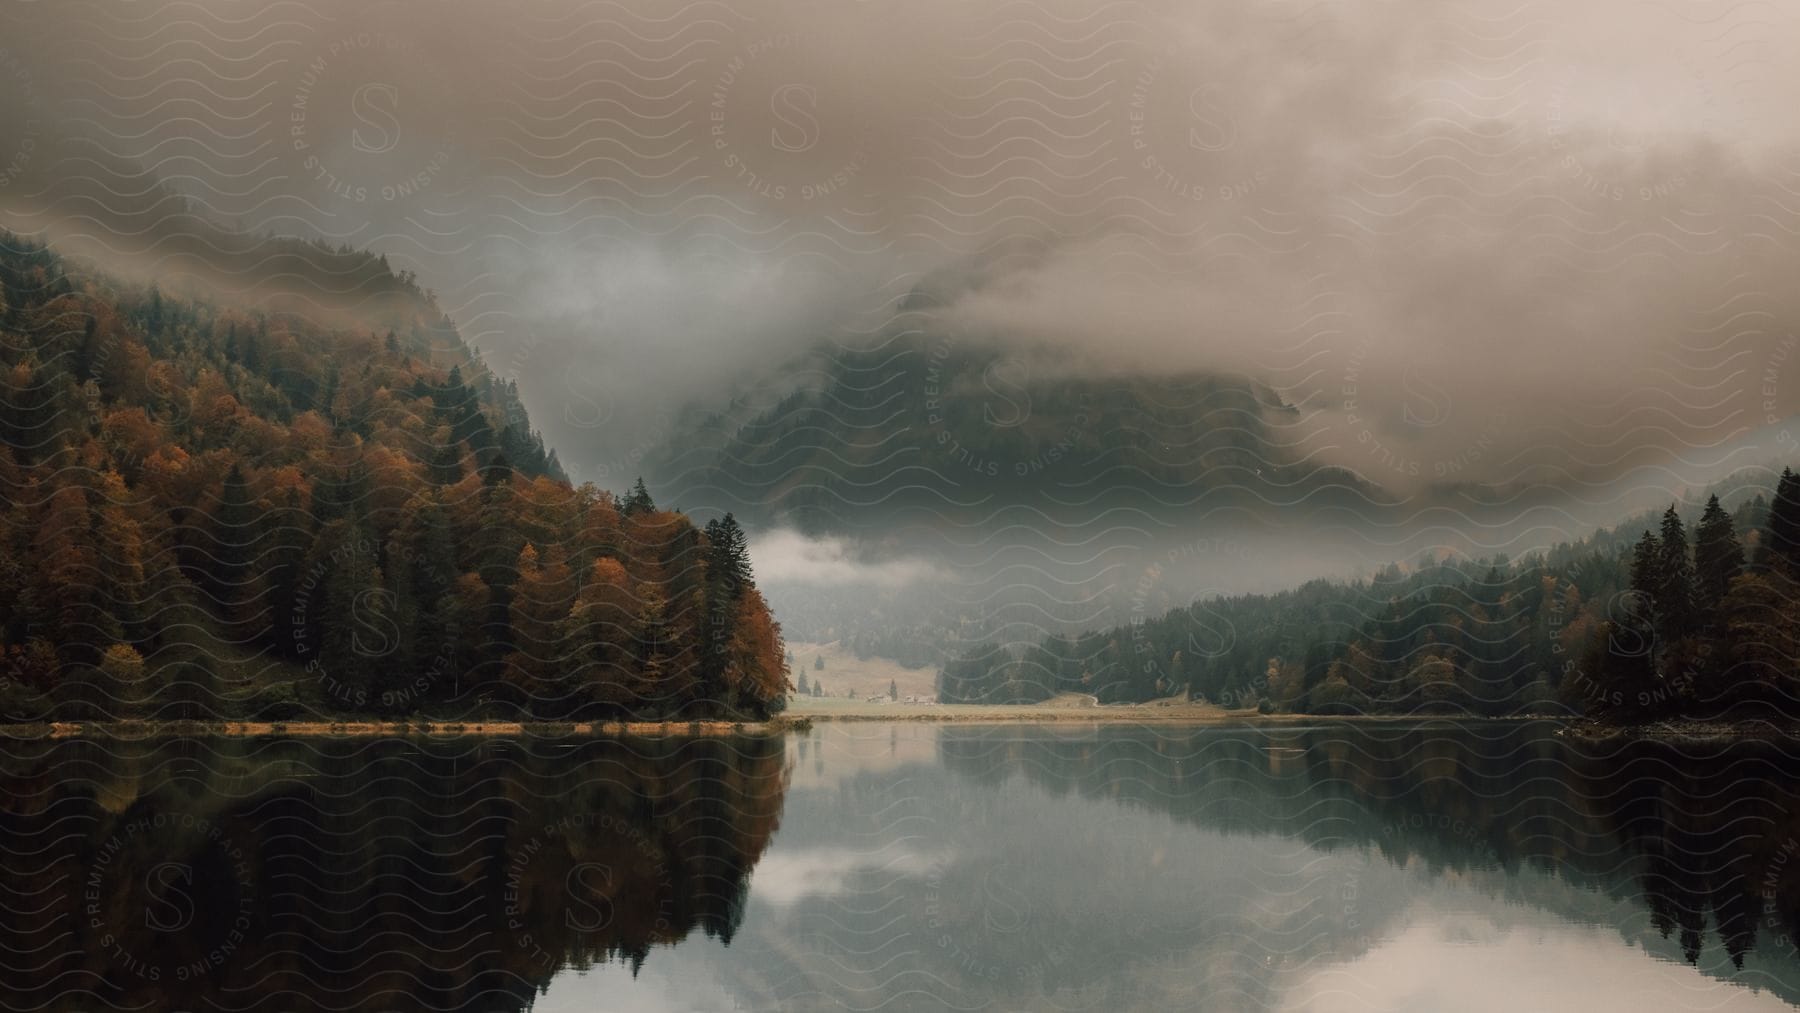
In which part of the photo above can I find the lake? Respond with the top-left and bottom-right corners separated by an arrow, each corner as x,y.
4,721 -> 1799,1011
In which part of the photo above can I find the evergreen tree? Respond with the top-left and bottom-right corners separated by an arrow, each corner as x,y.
888,678 -> 898,700
704,514 -> 752,593
1768,468 -> 1800,573
1623,528 -> 1663,666
374,536 -> 420,711
937,643 -> 1006,703
429,432 -> 463,485
264,489 -> 312,659
213,463 -> 260,638
701,514 -> 753,684
1655,505 -> 1697,643
32,484 -> 120,668
796,671 -> 809,696
313,439 -> 372,524
1693,494 -> 1744,619
622,477 -> 655,517
0,233 -> 798,723
480,451 -> 513,486
315,521 -> 387,711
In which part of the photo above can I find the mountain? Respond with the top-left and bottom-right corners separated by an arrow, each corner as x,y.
0,231 -> 788,722
642,289 -> 1372,535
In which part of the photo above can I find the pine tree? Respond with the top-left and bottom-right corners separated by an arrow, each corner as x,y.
1590,528 -> 1667,713
701,514 -> 753,685
1655,505 -> 1697,643
375,537 -> 420,711
1627,529 -> 1661,646
888,678 -> 898,700
32,483 -> 119,668
316,521 -> 386,711
707,514 -> 751,590
937,643 -> 1005,703
387,514 -> 439,656
429,428 -> 463,485
622,477 -> 655,517
1768,469 -> 1800,573
481,451 -> 513,487
313,439 -> 371,524
264,489 -> 311,658
796,671 -> 809,696
1693,494 -> 1744,619
213,463 -> 260,638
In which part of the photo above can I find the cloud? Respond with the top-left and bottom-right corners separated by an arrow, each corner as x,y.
2,0 -> 1797,497
742,846 -> 942,909
749,530 -> 945,587
1276,916 -> 1793,1013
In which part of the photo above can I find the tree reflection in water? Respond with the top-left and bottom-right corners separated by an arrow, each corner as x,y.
4,723 -> 1800,1011
0,734 -> 787,1012
935,722 -> 1800,986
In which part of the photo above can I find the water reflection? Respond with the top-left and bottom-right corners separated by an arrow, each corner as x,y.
2,723 -> 1799,1011
935,722 -> 1800,976
0,734 -> 786,1012
920,723 -> 1800,1007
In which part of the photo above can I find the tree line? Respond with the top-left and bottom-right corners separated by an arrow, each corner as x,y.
940,475 -> 1800,722
0,233 -> 788,721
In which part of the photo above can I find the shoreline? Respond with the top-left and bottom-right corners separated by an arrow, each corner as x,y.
0,718 -> 792,740
1,709 -> 1788,741
0,709 -> 1541,740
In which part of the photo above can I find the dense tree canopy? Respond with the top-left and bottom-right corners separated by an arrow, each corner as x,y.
0,234 -> 787,721
940,482 -> 1797,722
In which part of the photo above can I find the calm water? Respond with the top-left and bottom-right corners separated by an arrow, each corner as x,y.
5,721 -> 1800,1011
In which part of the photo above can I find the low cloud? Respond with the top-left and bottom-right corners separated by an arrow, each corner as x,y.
749,530 -> 946,588
2,0 -> 1796,497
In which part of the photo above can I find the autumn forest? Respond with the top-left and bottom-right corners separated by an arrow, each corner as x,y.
0,233 -> 789,722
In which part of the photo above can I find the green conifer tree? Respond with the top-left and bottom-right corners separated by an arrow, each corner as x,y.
1693,494 -> 1744,619
1655,505 -> 1697,643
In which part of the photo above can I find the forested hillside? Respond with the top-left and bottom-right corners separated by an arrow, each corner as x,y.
0,233 -> 787,721
643,282 -> 1368,535
942,477 -> 1800,721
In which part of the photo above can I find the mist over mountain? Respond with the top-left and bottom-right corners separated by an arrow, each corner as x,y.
634,255 -> 1800,659
6,0 -> 1800,669
9,4 -> 1800,1011
642,264 -> 1368,533
4,0 -> 1799,507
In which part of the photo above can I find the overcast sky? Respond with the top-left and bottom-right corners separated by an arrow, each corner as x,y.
3,0 -> 1798,494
